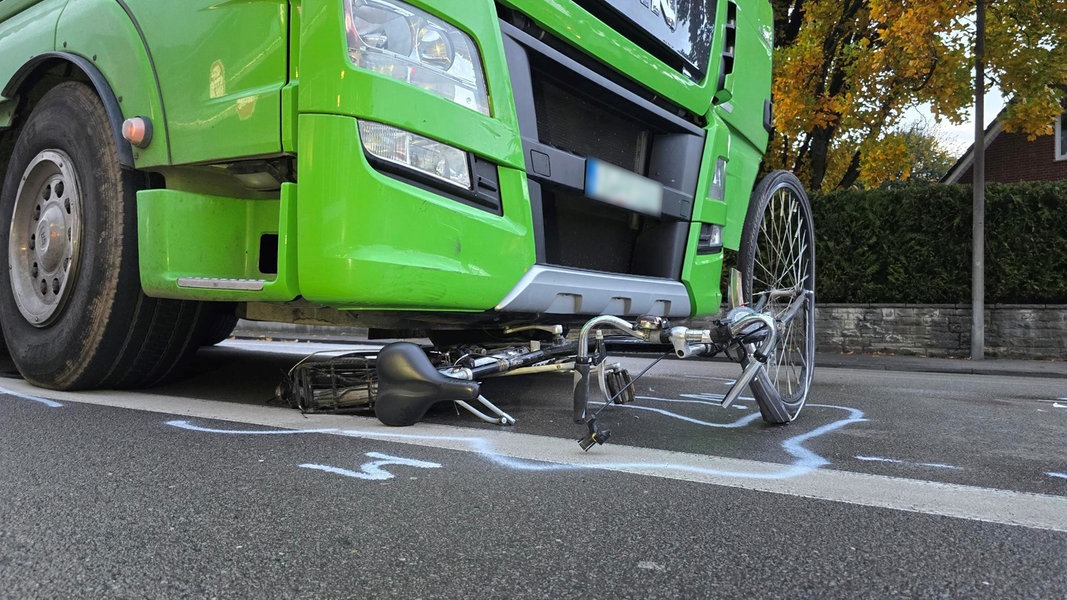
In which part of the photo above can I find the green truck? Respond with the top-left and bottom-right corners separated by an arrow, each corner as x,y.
0,0 -> 814,428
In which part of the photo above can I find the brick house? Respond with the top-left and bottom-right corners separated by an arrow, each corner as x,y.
941,105 -> 1067,183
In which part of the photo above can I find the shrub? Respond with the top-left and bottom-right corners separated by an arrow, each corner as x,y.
811,181 -> 1067,304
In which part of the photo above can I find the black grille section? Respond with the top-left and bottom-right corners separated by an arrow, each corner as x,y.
541,187 -> 689,278
542,189 -> 637,273
532,69 -> 651,173
499,17 -> 702,280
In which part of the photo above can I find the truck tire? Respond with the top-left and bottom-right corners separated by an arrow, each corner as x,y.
0,81 -> 203,389
195,302 -> 239,346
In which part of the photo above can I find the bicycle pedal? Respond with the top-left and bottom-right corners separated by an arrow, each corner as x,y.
578,419 -> 612,451
607,369 -> 635,404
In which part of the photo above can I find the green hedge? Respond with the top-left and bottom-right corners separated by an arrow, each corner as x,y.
811,181 -> 1067,304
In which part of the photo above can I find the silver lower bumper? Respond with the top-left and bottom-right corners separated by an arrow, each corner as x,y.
494,265 -> 692,317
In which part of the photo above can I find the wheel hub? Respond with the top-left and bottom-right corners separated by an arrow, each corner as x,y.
36,202 -> 69,273
8,150 -> 82,327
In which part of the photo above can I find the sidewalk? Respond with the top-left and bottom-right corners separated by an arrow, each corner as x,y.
231,321 -> 1067,380
815,352 -> 1067,380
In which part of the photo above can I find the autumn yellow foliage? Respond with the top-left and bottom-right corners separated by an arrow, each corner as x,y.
767,0 -> 1067,191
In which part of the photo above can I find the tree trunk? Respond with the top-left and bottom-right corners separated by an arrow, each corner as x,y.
837,150 -> 862,189
807,127 -> 832,191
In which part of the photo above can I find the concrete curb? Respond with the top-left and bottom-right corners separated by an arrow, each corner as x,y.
815,353 -> 1067,380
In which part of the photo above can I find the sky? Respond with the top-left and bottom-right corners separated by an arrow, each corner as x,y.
904,87 -> 1008,157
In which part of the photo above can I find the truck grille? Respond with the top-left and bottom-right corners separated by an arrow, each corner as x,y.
499,15 -> 703,279
532,73 -> 650,174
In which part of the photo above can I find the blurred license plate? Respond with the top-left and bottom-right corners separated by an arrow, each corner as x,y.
585,158 -> 663,217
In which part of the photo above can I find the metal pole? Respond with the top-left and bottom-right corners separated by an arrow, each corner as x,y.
971,0 -> 986,360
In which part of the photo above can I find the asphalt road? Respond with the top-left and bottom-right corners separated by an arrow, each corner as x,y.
1,339 -> 1065,599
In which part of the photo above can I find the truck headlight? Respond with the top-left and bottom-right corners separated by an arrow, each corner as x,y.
344,0 -> 490,115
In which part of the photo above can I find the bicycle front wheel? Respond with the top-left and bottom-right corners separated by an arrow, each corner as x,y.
737,171 -> 815,424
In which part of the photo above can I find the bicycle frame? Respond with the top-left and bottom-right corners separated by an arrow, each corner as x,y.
362,268 -> 809,449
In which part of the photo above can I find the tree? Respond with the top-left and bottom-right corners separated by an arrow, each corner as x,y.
900,123 -> 958,183
767,0 -> 1067,192
876,122 -> 959,186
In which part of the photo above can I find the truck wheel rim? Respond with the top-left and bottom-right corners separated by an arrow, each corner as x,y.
8,150 -> 83,327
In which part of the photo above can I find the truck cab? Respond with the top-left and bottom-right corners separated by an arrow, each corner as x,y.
0,0 -> 776,390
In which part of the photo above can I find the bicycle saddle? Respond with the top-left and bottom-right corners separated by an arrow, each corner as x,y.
374,342 -> 481,426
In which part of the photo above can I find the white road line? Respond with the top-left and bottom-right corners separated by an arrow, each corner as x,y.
855,455 -> 964,470
3,377 -> 1067,533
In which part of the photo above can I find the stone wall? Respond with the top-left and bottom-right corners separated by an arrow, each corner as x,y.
815,304 -> 1067,359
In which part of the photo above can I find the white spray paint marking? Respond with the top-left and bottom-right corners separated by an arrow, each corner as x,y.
678,391 -> 756,403
856,456 -> 903,464
616,397 -> 866,474
164,421 -> 338,435
676,393 -> 730,403
920,462 -> 965,470
170,402 -> 865,479
616,400 -> 765,428
855,456 -> 964,471
0,386 -> 63,408
625,394 -> 758,419
5,376 -> 1067,532
163,417 -> 1067,532
1048,472 -> 1067,480
1053,402 -> 1067,409
300,452 -> 441,480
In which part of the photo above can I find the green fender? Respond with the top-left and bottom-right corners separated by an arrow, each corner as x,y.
2,0 -> 171,167
54,0 -> 171,166
3,52 -> 137,168
0,0 -> 65,128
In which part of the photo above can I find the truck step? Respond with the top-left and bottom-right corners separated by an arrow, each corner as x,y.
176,277 -> 267,291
